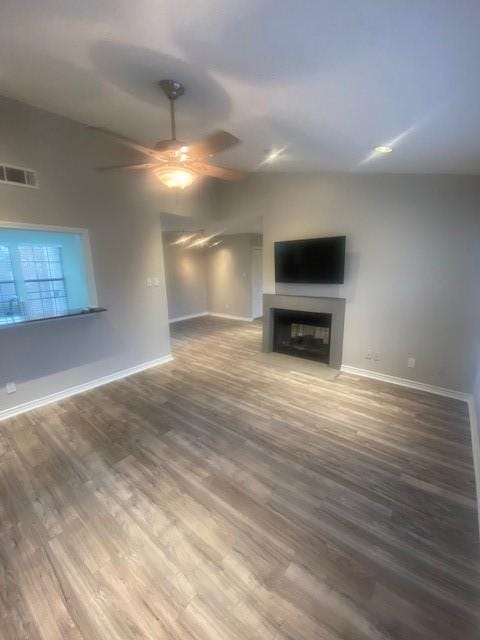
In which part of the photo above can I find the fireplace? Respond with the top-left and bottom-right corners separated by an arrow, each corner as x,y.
263,295 -> 345,370
272,308 -> 332,364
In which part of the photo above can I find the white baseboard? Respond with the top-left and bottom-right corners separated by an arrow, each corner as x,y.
340,364 -> 471,402
169,312 -> 254,323
169,312 -> 208,324
208,312 -> 254,322
0,354 -> 173,423
466,396 -> 480,537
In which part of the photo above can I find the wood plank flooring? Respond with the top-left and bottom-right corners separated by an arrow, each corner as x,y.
0,316 -> 479,639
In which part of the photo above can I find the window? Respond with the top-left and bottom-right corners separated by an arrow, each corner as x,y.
0,246 -> 20,324
0,225 -> 96,325
19,245 -> 69,318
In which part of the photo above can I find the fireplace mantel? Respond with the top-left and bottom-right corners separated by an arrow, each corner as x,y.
262,294 -> 346,370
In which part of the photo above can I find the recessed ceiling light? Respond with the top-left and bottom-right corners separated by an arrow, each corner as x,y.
266,151 -> 280,162
374,145 -> 393,154
188,234 -> 217,248
171,233 -> 196,245
261,147 -> 286,164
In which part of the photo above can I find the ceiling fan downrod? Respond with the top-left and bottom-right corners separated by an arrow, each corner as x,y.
170,100 -> 176,141
159,79 -> 185,142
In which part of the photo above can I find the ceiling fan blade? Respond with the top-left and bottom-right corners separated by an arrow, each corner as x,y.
154,139 -> 184,153
90,126 -> 163,160
190,162 -> 247,181
186,131 -> 241,159
97,162 -> 158,171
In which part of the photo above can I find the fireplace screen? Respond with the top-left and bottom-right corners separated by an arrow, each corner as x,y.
273,309 -> 332,364
291,323 -> 329,344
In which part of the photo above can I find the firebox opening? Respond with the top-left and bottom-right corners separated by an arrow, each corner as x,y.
272,308 -> 332,364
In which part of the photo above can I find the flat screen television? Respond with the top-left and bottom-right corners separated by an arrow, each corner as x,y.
275,236 -> 346,284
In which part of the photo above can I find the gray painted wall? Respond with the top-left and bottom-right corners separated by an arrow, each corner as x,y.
163,235 -> 208,320
476,369 -> 480,414
0,96 -> 212,412
215,174 -> 480,392
207,234 -> 262,319
164,233 -> 262,321
474,350 -> 480,516
473,284 -> 480,523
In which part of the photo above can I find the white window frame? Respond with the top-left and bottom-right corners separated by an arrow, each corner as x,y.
0,220 -> 98,309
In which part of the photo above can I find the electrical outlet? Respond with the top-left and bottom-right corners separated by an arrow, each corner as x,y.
373,352 -> 380,362
407,357 -> 416,368
6,382 -> 16,394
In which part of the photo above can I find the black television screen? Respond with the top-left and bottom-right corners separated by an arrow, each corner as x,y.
275,236 -> 346,284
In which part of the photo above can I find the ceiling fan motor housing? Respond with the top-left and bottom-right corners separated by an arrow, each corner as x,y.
158,79 -> 185,101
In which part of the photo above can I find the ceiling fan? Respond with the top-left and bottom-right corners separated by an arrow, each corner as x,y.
93,79 -> 247,190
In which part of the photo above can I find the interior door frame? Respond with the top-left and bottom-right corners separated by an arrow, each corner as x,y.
251,246 -> 263,319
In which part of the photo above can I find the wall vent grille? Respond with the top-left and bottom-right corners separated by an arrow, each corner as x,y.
0,164 -> 38,188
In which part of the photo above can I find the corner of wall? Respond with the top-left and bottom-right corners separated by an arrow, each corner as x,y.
467,393 -> 480,538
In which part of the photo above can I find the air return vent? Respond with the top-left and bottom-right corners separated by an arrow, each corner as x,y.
0,164 -> 38,188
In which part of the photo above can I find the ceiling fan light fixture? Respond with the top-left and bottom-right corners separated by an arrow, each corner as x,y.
153,165 -> 198,190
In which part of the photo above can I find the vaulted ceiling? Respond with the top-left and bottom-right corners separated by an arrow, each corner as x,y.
1,0 -> 480,173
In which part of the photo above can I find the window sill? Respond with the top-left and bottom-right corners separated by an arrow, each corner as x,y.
0,306 -> 107,329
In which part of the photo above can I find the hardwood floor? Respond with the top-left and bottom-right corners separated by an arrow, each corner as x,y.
0,316 -> 478,639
